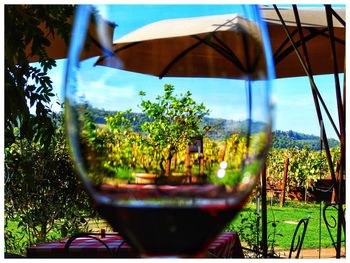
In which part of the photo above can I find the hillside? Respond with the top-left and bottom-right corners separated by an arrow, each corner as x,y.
89,108 -> 339,150
272,130 -> 339,150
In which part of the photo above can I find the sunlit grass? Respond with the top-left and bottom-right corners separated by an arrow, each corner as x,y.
227,200 -> 345,250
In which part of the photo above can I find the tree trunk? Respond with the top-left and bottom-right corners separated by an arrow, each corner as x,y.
279,157 -> 289,207
159,157 -> 165,175
173,153 -> 177,171
40,223 -> 47,243
166,154 -> 172,177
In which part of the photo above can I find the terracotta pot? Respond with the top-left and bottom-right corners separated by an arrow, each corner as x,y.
132,172 -> 158,184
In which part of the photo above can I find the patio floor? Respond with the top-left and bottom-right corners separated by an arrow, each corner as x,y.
275,247 -> 346,259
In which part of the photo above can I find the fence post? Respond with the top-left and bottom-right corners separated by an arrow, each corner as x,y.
280,157 -> 289,207
186,145 -> 191,176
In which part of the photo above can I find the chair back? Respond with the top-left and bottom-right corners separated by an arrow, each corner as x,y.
288,215 -> 310,259
323,202 -> 346,251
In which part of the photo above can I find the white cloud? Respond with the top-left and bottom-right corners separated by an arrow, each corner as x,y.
208,104 -> 247,121
77,76 -> 136,110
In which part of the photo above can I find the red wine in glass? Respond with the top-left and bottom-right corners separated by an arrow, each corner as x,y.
95,184 -> 246,257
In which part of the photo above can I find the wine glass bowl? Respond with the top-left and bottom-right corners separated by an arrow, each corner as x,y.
65,4 -> 274,257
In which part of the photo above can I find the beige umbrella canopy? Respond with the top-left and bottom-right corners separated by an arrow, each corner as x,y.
96,7 -> 345,79
97,13 -> 268,80
262,7 -> 345,78
26,15 -> 116,62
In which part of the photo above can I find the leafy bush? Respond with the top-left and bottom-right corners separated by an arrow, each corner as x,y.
4,112 -> 97,255
266,147 -> 339,200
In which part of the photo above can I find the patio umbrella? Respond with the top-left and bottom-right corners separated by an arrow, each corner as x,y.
96,13 -> 275,80
26,15 -> 116,62
97,13 -> 267,80
262,6 -> 345,78
96,7 -> 345,79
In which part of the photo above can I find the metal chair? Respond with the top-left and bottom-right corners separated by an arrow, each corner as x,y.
323,202 -> 346,252
64,232 -> 124,258
288,215 -> 310,258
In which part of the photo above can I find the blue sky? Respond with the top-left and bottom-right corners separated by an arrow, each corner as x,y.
45,4 -> 343,140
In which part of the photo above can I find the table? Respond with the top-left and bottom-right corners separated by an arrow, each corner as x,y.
27,232 -> 244,258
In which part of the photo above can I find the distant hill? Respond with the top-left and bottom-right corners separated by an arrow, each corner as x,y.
89,108 -> 339,150
272,130 -> 339,150
200,117 -> 266,140
90,108 -> 266,140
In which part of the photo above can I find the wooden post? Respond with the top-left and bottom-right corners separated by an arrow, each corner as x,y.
280,157 -> 289,207
221,141 -> 227,161
186,146 -> 191,176
200,155 -> 204,176
173,153 -> 177,172
331,160 -> 341,203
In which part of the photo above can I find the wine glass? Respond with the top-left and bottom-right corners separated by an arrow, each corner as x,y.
64,4 -> 274,258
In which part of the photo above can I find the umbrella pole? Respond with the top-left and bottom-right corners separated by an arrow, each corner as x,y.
261,163 -> 268,258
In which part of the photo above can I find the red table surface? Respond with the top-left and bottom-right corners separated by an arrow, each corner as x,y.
27,232 -> 244,258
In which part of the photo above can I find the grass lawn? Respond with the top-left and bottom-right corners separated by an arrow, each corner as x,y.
88,200 -> 344,251
5,200 -> 344,256
227,200 -> 345,250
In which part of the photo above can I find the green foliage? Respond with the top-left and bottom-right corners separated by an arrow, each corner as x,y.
4,111 -> 96,255
202,137 -> 220,174
266,147 -> 338,197
5,5 -> 74,148
81,84 -> 210,179
4,5 -> 104,256
231,210 -> 262,250
226,199 -> 282,258
272,130 -> 339,150
139,84 -> 210,175
228,201 -> 344,254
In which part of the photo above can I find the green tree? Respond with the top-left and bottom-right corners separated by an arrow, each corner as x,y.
5,5 -> 74,147
4,110 -> 96,255
4,5 -> 102,255
139,84 -> 209,176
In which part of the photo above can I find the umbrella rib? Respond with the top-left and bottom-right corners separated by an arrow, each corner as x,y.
88,35 -> 115,57
330,8 -> 346,27
212,34 -> 237,59
159,34 -> 247,79
211,34 -> 246,72
158,39 -> 203,79
192,35 -> 247,73
274,27 -> 344,65
94,41 -> 142,65
316,32 -> 345,45
250,45 -> 264,76
241,28 -> 252,73
274,27 -> 341,66
273,29 -> 298,61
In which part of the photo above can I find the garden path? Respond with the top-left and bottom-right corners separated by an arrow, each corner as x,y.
275,247 -> 346,259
